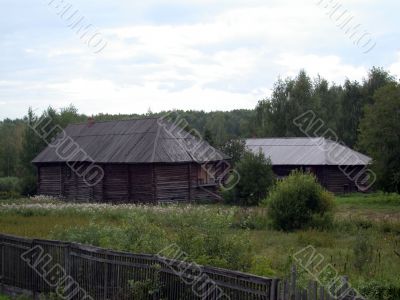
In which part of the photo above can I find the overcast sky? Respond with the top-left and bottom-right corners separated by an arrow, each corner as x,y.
0,0 -> 399,120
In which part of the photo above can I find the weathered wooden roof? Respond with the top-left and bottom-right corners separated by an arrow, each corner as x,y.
246,137 -> 372,166
33,118 -> 229,164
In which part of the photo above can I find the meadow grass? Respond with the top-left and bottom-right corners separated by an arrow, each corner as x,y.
0,193 -> 399,298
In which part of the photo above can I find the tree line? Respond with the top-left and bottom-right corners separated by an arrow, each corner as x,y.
0,67 -> 399,194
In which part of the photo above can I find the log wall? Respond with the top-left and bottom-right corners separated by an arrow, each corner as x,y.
272,165 -> 367,194
37,165 -> 61,197
36,162 -> 224,203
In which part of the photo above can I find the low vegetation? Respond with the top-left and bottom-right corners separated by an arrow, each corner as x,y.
265,171 -> 334,231
0,177 -> 21,199
1,193 -> 400,299
223,150 -> 274,206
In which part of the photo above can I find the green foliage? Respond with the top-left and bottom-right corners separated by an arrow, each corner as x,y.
353,232 -> 374,272
220,139 -> 246,165
0,177 -> 21,199
0,177 -> 21,192
266,170 -> 334,231
357,280 -> 400,300
129,264 -> 162,299
249,255 -> 276,277
359,83 -> 400,193
335,192 -> 400,206
230,208 -> 268,230
48,206 -> 252,272
225,150 -> 274,206
51,217 -> 170,254
175,226 -> 253,271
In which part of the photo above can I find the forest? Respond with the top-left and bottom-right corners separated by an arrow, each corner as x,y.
0,67 -> 399,194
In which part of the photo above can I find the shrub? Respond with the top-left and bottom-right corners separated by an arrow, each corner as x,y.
353,232 -> 374,272
175,226 -> 253,271
230,208 -> 269,230
50,216 -> 170,254
357,280 -> 400,300
20,175 -> 37,196
0,177 -> 21,192
0,177 -> 21,199
224,150 -> 274,206
249,255 -> 275,277
266,170 -> 334,231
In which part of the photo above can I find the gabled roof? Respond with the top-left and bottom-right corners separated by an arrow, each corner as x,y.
33,118 -> 229,164
246,137 -> 372,166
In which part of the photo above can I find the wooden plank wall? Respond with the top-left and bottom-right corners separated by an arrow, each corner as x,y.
130,164 -> 154,203
38,162 -> 223,203
323,166 -> 362,194
273,165 -> 366,194
37,164 -> 62,197
103,165 -> 129,203
154,164 -> 190,202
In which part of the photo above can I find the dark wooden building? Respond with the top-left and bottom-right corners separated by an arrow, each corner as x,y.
32,118 -> 230,203
246,138 -> 372,194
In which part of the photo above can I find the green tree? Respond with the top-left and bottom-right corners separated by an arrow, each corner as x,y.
225,151 -> 274,206
358,83 -> 400,192
220,139 -> 246,165
204,129 -> 215,146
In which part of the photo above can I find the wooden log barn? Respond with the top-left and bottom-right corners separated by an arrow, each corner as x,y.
246,138 -> 372,194
32,118 -> 230,203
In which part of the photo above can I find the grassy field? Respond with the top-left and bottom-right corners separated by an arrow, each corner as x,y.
1,193 -> 400,299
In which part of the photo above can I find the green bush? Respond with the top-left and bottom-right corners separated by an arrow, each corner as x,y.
230,208 -> 268,230
20,175 -> 37,196
224,150 -> 274,206
175,226 -> 253,271
0,177 -> 21,199
353,232 -> 374,272
51,216 -> 170,254
357,280 -> 400,300
266,170 -> 334,231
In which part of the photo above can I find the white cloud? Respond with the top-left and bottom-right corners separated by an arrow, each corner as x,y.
0,0 -> 398,119
276,53 -> 367,83
389,52 -> 400,78
43,78 -> 259,115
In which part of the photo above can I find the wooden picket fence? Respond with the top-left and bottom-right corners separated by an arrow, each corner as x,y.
0,233 -> 361,299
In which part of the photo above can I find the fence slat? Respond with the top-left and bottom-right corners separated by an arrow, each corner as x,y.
0,233 -> 276,300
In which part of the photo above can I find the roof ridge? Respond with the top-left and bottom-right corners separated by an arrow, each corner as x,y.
69,117 -> 161,126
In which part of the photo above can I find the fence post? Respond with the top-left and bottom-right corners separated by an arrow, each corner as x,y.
0,235 -> 4,295
63,243 -> 71,299
270,279 -> 279,300
339,276 -> 348,300
290,265 -> 296,300
312,281 -> 317,300
31,239 -> 37,299
103,254 -> 108,300
319,285 -> 325,300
